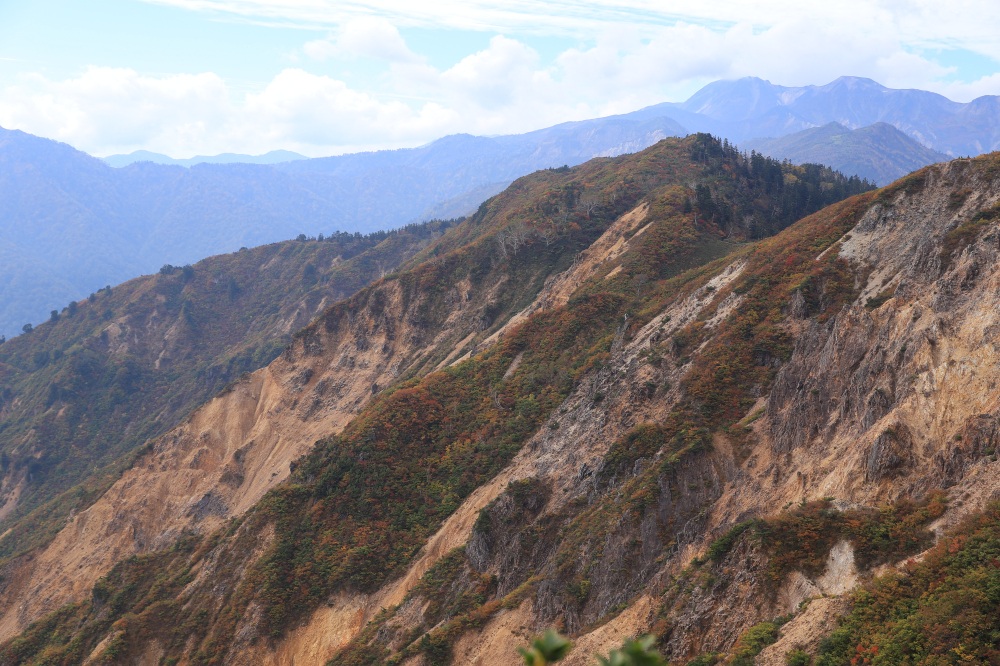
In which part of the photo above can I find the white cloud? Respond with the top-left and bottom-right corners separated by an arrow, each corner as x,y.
0,66 -> 457,157
304,16 -> 417,63
241,68 -> 453,145
0,67 -> 231,152
439,36 -> 544,109
550,16 -> 977,102
936,73 -> 1000,101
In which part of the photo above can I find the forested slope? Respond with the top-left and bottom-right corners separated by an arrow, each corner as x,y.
0,222 -> 451,567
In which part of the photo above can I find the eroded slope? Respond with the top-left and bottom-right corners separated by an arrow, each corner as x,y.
329,156 -> 1000,665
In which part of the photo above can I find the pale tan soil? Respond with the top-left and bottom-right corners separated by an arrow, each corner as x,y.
451,599 -> 536,665
82,631 -> 119,665
451,596 -> 654,666
815,541 -> 858,596
756,597 -> 851,666
561,596 -> 656,665
533,202 -> 651,312
778,540 -> 858,614
266,593 -> 371,665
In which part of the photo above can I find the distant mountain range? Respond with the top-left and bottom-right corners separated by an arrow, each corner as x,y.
102,149 -> 307,168
637,76 -> 1000,157
744,122 -> 949,185
102,76 -> 1000,170
1,75 -> 997,337
0,115 -> 684,337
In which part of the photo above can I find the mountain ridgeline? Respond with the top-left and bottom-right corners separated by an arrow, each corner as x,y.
101,149 -> 308,168
744,122 -> 950,186
640,75 -> 1000,157
0,135 -> 886,664
0,127 -> 469,339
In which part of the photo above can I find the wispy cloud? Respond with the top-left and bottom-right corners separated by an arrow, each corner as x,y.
138,0 -> 729,34
136,0 -> 1000,58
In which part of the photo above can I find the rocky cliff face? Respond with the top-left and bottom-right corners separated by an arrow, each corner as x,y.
8,138 -> 990,666
319,156 -> 1000,665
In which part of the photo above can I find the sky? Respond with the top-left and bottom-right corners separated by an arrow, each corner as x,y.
0,0 -> 998,158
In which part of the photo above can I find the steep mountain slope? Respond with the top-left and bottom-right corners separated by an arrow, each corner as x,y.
312,155 -> 1000,666
799,503 -> 1000,665
745,122 -> 949,185
0,136 -> 872,664
0,223 -> 448,569
630,76 -> 1000,157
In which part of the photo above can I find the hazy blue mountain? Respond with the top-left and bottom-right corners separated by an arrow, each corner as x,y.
628,76 -> 1000,157
102,149 -> 307,168
0,115 -> 687,338
744,122 -> 949,185
0,128 -> 355,338
279,114 -> 687,178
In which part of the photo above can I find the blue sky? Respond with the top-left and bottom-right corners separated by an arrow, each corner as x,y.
1,0 -> 998,158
